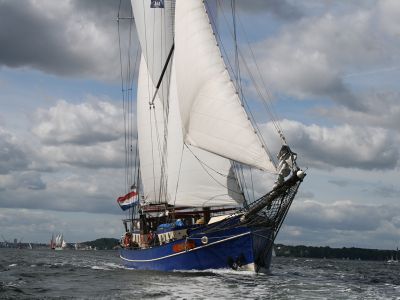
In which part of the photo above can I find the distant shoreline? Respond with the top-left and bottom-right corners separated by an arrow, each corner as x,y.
275,244 -> 399,261
1,239 -> 398,261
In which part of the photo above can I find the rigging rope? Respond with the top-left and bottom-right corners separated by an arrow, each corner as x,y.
213,1 -> 285,158
185,144 -> 244,196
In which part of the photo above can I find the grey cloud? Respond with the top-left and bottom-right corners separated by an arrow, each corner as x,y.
0,0 -> 131,79
31,99 -> 130,170
0,129 -> 29,174
0,170 -> 123,215
371,184 -> 400,199
33,100 -> 126,146
252,4 -> 399,111
267,120 -> 400,171
0,208 -> 121,243
0,171 -> 46,190
236,0 -> 303,20
328,180 -> 349,187
287,200 -> 400,232
317,91 -> 400,131
276,199 -> 400,248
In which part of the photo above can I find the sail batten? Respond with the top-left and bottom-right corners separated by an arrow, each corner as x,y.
174,0 -> 276,172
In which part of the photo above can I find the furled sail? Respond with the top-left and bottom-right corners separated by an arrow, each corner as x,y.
131,0 -> 175,107
137,55 -> 165,203
167,59 -> 244,207
174,0 -> 276,172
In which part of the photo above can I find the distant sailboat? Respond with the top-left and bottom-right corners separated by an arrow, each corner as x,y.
54,234 -> 67,251
387,247 -> 399,264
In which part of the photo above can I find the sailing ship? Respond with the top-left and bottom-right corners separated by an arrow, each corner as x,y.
117,0 -> 305,273
54,234 -> 67,251
387,247 -> 399,264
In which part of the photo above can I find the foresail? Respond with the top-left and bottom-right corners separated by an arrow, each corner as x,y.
175,0 -> 276,172
131,0 -> 175,107
167,59 -> 244,207
137,55 -> 165,203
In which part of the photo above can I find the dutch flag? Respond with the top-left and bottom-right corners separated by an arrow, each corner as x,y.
117,189 -> 138,211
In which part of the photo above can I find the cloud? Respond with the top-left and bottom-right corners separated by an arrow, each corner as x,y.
262,120 -> 399,170
0,208 -> 122,242
31,99 -> 131,169
288,200 -> 399,231
39,141 -> 126,169
0,169 -> 124,215
0,127 -> 29,174
317,91 -> 400,131
235,0 -> 302,20
0,0 -> 134,80
252,3 -> 400,110
0,171 -> 46,191
371,184 -> 400,199
328,179 -> 349,187
277,200 -> 400,249
33,100 -> 125,146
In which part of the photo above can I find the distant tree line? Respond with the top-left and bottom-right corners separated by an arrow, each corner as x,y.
83,238 -> 119,250
275,244 -> 398,261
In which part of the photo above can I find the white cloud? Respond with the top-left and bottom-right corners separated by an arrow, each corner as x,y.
31,99 -> 132,169
33,100 -> 125,146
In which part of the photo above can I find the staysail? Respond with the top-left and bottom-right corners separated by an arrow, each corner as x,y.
174,0 -> 276,172
167,59 -> 244,207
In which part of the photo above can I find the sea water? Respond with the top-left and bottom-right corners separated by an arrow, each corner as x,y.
0,249 -> 399,299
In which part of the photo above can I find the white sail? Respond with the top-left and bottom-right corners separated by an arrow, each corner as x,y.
174,0 -> 276,172
131,0 -> 175,106
137,55 -> 165,203
167,59 -> 244,207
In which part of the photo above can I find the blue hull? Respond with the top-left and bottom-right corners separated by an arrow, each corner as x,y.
120,222 -> 273,272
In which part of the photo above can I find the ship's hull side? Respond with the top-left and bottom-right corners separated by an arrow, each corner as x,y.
120,223 -> 273,272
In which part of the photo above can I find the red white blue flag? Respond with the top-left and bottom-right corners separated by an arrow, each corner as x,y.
117,189 -> 138,211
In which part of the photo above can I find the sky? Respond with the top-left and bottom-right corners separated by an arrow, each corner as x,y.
0,0 -> 399,249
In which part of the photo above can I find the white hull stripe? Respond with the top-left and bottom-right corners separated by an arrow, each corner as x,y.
120,231 -> 251,262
